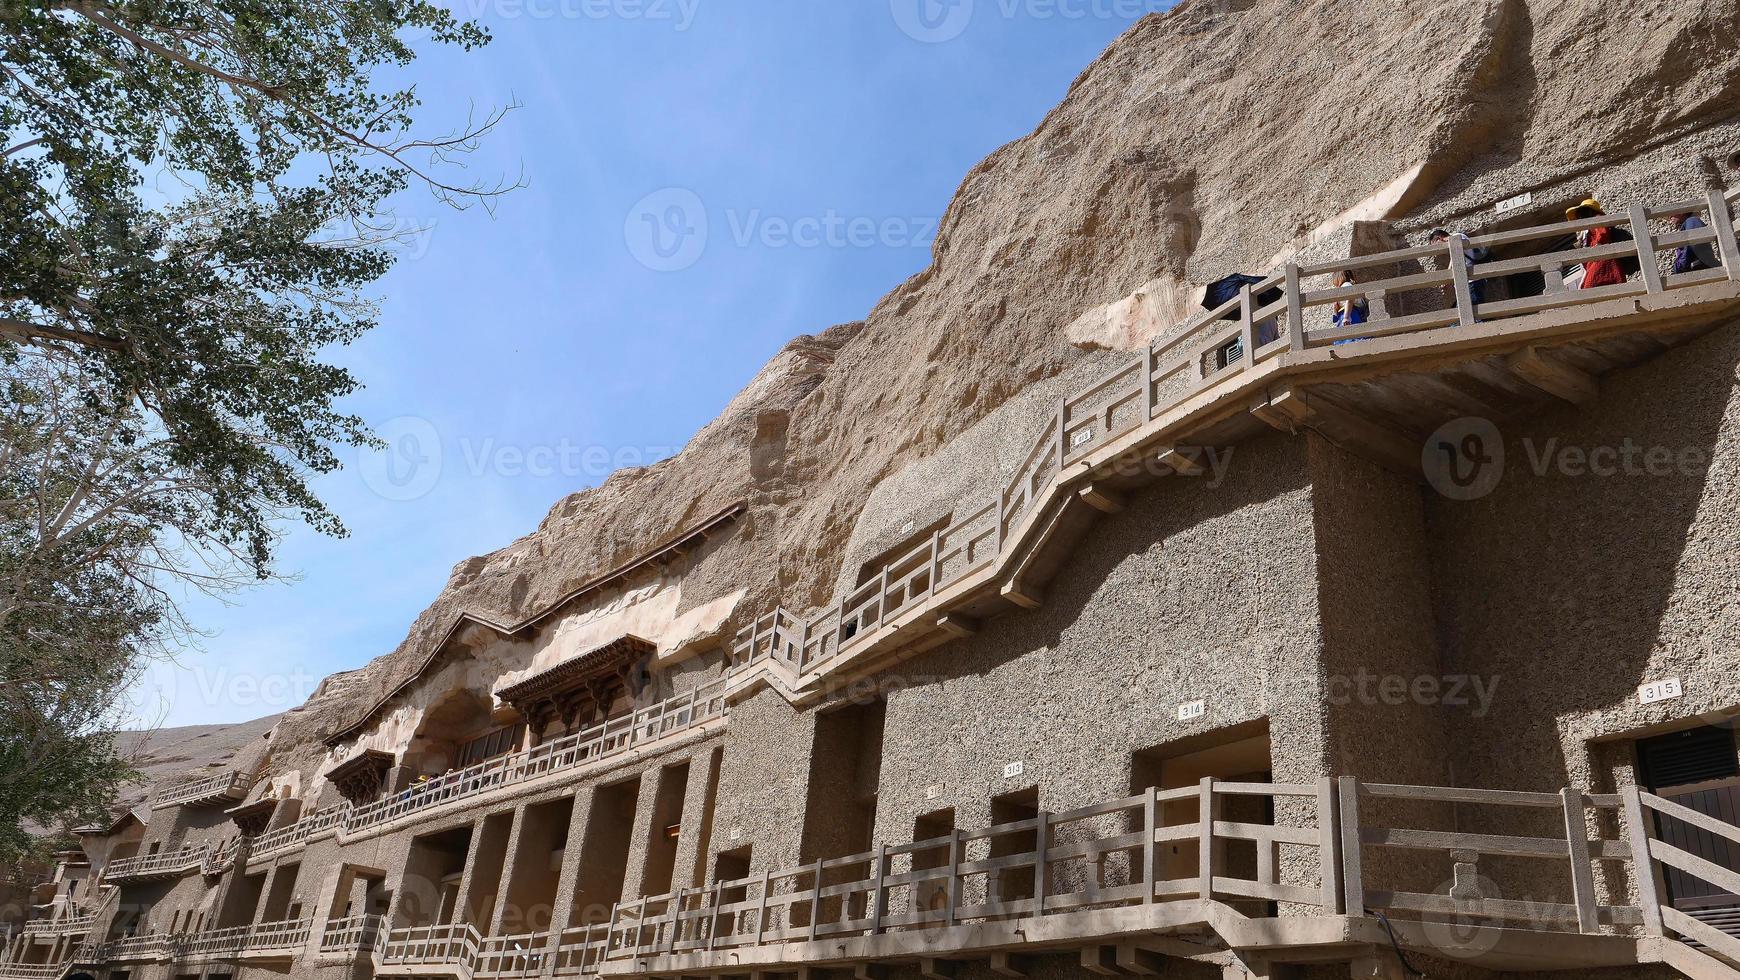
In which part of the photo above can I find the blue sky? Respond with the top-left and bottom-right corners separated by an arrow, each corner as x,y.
131,0 -> 1176,729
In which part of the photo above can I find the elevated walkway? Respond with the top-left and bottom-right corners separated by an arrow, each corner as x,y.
727,188 -> 1740,707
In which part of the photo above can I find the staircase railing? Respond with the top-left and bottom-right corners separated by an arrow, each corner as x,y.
1630,789 -> 1740,964
729,188 -> 1740,687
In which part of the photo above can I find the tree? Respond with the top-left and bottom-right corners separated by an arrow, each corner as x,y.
0,0 -> 513,857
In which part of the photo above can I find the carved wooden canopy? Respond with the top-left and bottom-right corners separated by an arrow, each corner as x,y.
498,634 -> 655,740
225,798 -> 278,837
327,750 -> 396,805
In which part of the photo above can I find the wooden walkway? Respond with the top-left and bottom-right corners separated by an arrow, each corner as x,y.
727,187 -> 1740,707
358,776 -> 1740,979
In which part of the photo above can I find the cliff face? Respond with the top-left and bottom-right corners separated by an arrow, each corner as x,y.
257,0 -> 1740,785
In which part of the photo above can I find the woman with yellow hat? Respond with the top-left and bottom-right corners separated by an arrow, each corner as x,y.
1567,197 -> 1629,289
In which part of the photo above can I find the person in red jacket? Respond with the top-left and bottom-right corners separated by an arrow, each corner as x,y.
1567,198 -> 1628,289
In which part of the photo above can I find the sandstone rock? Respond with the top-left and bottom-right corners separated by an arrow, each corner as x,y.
226,0 -> 1740,789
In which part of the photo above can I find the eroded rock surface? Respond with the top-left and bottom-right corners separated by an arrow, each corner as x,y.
187,0 -> 1740,788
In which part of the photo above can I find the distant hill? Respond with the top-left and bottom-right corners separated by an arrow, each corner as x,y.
112,715 -> 281,813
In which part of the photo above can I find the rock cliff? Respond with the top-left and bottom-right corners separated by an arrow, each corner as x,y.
229,0 -> 1740,786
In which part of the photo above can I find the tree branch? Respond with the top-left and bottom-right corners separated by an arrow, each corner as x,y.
0,317 -> 126,352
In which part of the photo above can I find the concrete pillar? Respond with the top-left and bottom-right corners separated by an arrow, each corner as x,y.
668,750 -> 721,891
616,772 -> 660,901
448,818 -> 491,929
486,805 -> 531,937
539,788 -> 598,976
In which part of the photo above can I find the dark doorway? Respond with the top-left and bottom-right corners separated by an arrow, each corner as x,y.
1638,725 -> 1740,912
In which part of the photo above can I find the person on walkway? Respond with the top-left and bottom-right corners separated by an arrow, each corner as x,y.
1672,211 -> 1720,274
1430,228 -> 1490,313
1566,199 -> 1628,289
1332,271 -> 1369,329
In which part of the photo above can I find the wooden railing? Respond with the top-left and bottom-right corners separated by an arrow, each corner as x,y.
85,918 -> 311,963
249,680 -> 728,863
178,917 -> 311,958
1340,778 -> 1643,932
21,912 -> 94,937
474,931 -> 548,979
1632,789 -> 1740,962
103,844 -> 211,882
380,922 -> 482,977
590,779 -> 1339,965
149,770 -> 255,810
249,802 -> 350,860
320,913 -> 386,954
730,188 -> 1740,686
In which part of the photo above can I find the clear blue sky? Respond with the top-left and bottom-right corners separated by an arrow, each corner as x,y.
132,0 -> 1176,728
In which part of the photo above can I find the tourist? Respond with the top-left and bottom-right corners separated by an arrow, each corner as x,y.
1332,271 -> 1369,329
1566,199 -> 1627,289
1429,228 -> 1490,313
1672,212 -> 1720,274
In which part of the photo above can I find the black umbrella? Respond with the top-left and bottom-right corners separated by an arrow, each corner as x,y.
1201,273 -> 1283,319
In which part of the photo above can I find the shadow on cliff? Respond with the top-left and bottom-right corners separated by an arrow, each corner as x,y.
1428,315 -> 1740,798
896,430 -> 1315,700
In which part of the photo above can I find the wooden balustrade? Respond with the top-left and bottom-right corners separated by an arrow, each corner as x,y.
149,770 -> 256,810
590,779 -> 1342,966
247,680 -> 728,865
728,188 -> 1740,690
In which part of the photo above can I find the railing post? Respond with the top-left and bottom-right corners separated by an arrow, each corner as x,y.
1197,778 -> 1216,900
927,529 -> 942,598
1447,237 -> 1476,327
1620,785 -> 1666,936
869,844 -> 889,936
1338,776 -> 1365,916
1560,788 -> 1599,934
664,889 -> 682,954
807,860 -> 825,941
1055,395 -> 1068,469
1033,811 -> 1050,915
1708,189 -> 1740,283
1142,785 -> 1158,904
1238,284 -> 1255,368
1284,263 -> 1305,351
1316,776 -> 1341,914
993,491 -> 1005,556
752,870 -> 770,946
1141,346 -> 1156,421
1628,205 -> 1664,294
945,828 -> 963,927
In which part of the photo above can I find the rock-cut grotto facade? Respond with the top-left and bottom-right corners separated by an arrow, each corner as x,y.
12,2 -> 1740,980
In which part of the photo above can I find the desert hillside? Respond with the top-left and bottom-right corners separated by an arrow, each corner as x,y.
243,0 -> 1740,785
